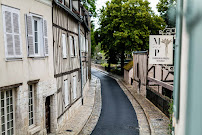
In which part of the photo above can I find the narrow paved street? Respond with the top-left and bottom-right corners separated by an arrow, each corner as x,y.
91,69 -> 139,135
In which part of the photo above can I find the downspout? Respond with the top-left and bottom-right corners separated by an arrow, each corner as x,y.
78,22 -> 83,105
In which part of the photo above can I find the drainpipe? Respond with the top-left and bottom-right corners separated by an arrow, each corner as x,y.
78,22 -> 83,105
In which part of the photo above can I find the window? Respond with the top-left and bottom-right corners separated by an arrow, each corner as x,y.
69,36 -> 77,57
26,14 -> 48,57
28,85 -> 35,126
0,89 -> 14,135
2,5 -> 22,59
62,34 -> 67,59
64,80 -> 69,106
72,76 -> 77,100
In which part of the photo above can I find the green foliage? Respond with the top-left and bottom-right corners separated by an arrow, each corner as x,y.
157,0 -> 176,27
91,24 -> 97,56
97,0 -> 165,71
81,0 -> 97,17
168,100 -> 173,135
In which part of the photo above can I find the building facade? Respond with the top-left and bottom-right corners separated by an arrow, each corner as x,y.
0,0 -> 57,134
0,0 -> 91,134
52,0 -> 91,133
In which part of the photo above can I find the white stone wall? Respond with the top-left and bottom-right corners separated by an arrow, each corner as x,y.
14,79 -> 57,135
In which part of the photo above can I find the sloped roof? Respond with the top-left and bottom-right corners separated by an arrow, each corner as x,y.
124,60 -> 133,71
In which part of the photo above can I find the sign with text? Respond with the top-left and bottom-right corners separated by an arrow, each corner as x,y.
149,35 -> 173,64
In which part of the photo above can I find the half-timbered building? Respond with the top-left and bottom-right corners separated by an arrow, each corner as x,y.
52,0 -> 91,130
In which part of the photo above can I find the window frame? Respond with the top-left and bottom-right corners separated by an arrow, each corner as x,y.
32,15 -> 43,57
0,89 -> 15,135
26,13 -> 48,58
28,84 -> 35,128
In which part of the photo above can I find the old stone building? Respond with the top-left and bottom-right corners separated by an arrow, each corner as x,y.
0,0 -> 91,134
0,0 -> 56,134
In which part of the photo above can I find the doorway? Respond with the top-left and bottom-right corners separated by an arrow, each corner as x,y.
45,96 -> 51,133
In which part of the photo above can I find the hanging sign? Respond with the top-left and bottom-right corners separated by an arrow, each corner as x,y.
149,35 -> 173,64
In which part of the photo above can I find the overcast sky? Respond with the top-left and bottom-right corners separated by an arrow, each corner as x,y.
92,0 -> 160,29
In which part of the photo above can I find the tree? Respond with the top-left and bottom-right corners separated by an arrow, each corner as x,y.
81,0 -> 97,17
157,0 -> 176,27
98,0 -> 165,73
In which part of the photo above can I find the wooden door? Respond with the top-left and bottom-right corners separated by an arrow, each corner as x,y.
45,96 -> 51,133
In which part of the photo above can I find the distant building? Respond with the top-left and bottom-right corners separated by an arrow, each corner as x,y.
124,61 -> 133,85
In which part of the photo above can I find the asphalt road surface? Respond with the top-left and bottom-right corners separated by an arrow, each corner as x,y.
91,69 -> 139,135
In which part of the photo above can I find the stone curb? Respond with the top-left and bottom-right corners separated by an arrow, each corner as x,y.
78,76 -> 102,135
92,67 -> 156,135
56,76 -> 101,135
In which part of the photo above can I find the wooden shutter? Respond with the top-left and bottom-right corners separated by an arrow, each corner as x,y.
2,6 -> 22,58
13,12 -> 22,57
43,20 -> 48,56
62,34 -> 67,58
74,37 -> 77,56
82,35 -> 85,52
73,76 -> 77,99
26,14 -> 34,57
64,80 -> 69,106
2,6 -> 14,58
86,39 -> 88,53
69,36 -> 74,57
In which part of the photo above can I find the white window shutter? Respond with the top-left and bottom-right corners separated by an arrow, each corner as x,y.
69,36 -> 73,57
3,8 -> 14,58
82,36 -> 85,52
64,80 -> 69,106
62,34 -> 67,58
43,19 -> 48,56
73,76 -> 77,99
26,14 -> 34,57
13,12 -> 22,57
74,37 -> 77,56
86,39 -> 88,53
